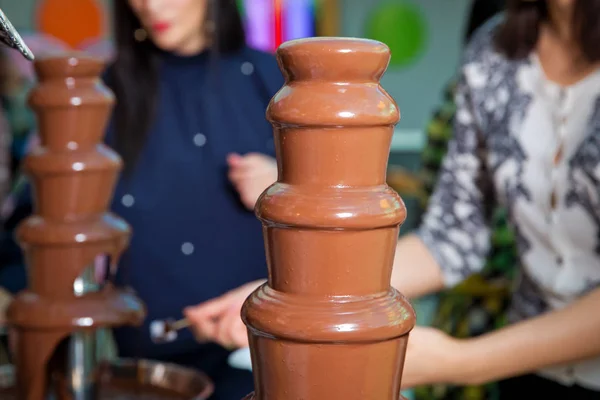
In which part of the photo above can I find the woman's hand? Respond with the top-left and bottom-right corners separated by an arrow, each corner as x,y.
401,326 -> 464,389
227,153 -> 277,210
403,288 -> 600,388
184,279 -> 266,349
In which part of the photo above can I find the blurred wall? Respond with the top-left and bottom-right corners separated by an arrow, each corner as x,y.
1,0 -> 470,134
0,0 -> 470,232
0,1 -> 36,29
341,0 -> 471,133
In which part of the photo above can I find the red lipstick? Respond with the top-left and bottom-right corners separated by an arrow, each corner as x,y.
152,22 -> 170,33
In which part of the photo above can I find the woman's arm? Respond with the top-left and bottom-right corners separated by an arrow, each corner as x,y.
456,287 -> 600,385
391,234 -> 445,299
391,70 -> 492,299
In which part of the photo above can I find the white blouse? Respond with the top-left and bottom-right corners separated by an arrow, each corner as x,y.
417,17 -> 600,390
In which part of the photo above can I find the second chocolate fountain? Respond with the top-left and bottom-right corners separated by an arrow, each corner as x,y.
0,55 -> 213,399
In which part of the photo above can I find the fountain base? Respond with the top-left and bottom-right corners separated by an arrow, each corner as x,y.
0,358 -> 213,400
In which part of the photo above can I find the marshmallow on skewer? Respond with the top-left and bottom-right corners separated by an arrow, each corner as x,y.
150,318 -> 191,344
150,319 -> 179,343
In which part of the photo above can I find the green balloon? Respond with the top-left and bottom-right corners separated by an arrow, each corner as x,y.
365,1 -> 428,67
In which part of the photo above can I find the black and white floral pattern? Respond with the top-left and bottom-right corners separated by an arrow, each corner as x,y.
416,17 -> 600,389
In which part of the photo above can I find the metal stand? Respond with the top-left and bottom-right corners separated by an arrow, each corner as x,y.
68,265 -> 100,400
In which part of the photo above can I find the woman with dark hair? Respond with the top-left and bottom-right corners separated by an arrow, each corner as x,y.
386,1 -> 514,399
107,1 -> 282,398
384,0 -> 600,397
4,0 -> 280,398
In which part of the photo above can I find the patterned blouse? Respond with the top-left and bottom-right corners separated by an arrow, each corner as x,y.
417,17 -> 600,389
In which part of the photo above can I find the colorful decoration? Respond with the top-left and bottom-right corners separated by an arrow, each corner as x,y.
285,0 -> 315,44
239,0 -> 316,52
274,0 -> 283,48
37,0 -> 105,49
364,1 -> 427,68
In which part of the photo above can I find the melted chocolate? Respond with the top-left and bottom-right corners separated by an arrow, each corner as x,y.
241,38 -> 416,399
5,55 -> 145,400
0,381 -> 188,400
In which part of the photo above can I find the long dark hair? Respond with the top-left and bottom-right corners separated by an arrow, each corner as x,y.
464,0 -> 505,44
495,0 -> 600,61
109,0 -> 246,176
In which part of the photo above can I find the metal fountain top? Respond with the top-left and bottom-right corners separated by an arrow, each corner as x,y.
0,8 -> 34,61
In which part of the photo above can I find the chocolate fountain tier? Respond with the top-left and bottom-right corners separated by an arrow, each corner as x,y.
5,54 -> 216,400
0,359 -> 214,399
242,37 -> 415,400
27,55 -> 121,220
14,212 -> 131,298
8,285 -> 143,328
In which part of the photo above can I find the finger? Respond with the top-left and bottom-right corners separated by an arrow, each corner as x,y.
231,152 -> 262,162
228,169 -> 253,184
216,309 -> 248,349
215,311 -> 237,348
184,310 -> 219,342
229,170 -> 275,191
228,153 -> 271,172
226,153 -> 245,168
228,163 -> 258,187
230,166 -> 274,180
186,316 -> 218,342
229,317 -> 250,349
185,294 -> 233,320
184,294 -> 238,342
193,320 -> 217,343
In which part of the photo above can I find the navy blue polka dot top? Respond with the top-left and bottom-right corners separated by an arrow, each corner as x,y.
106,47 -> 283,360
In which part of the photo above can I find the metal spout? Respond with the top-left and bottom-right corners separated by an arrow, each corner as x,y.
0,8 -> 34,61
68,265 -> 101,400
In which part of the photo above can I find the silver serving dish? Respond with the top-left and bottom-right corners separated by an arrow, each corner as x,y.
0,358 -> 214,399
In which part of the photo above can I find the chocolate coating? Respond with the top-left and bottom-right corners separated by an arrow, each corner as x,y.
242,38 -> 415,399
6,55 -> 145,400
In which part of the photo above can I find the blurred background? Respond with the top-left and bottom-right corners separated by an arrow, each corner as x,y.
0,0 -> 474,231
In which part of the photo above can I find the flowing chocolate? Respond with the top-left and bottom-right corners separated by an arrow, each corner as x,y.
6,55 -> 145,400
242,38 -> 416,399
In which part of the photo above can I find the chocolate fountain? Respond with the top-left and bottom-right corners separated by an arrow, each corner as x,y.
0,55 -> 213,399
242,37 -> 416,399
